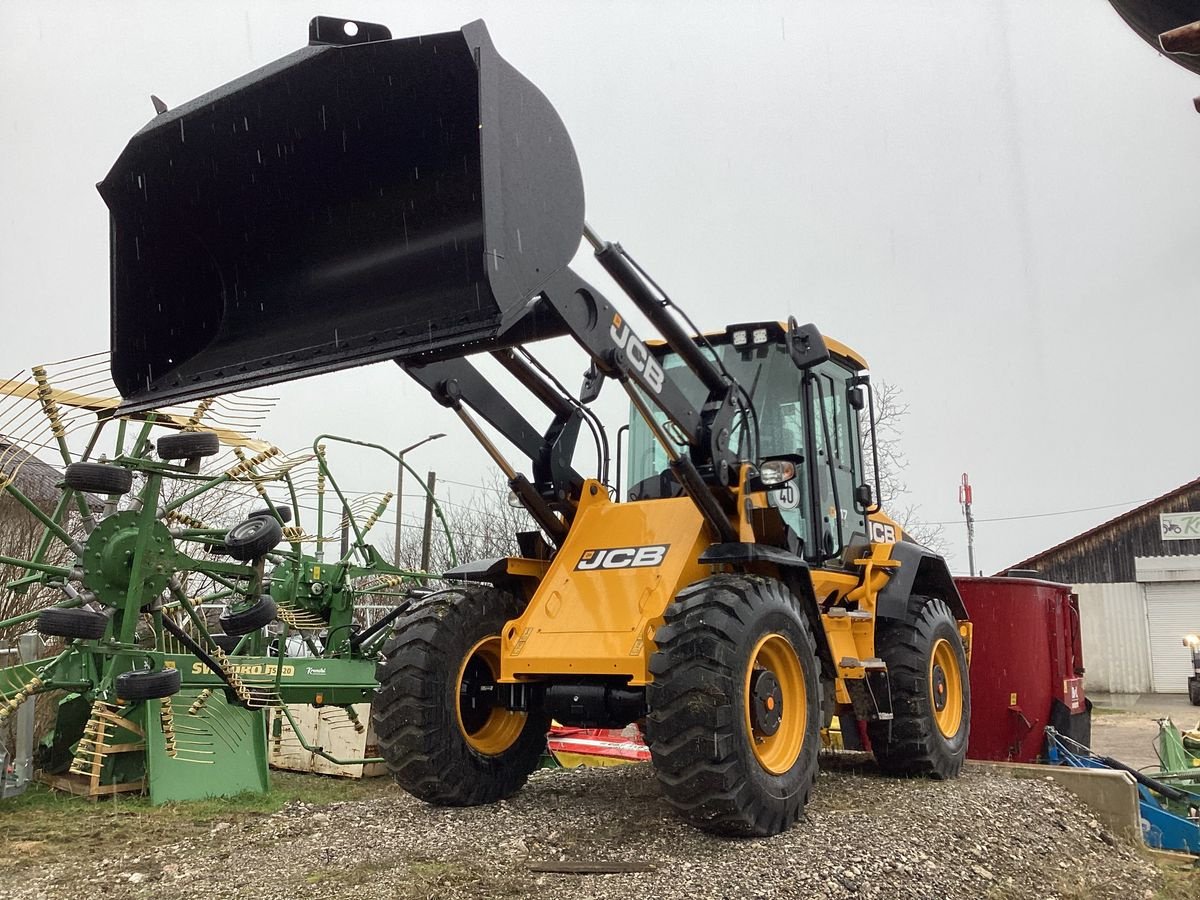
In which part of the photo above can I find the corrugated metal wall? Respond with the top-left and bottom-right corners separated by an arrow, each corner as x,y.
1143,581 -> 1198,693
1135,556 -> 1200,694
1073,582 -> 1152,693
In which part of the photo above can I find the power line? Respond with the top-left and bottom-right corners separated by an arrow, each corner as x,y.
439,476 -> 508,495
929,496 -> 1153,526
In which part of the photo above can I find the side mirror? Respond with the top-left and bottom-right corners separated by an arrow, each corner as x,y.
786,317 -> 830,371
848,385 -> 865,411
854,483 -> 873,508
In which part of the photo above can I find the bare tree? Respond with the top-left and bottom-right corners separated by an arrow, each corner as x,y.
0,497 -> 74,643
394,470 -> 533,576
860,380 -> 949,555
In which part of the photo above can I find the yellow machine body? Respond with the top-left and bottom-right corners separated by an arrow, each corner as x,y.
501,488 -> 709,684
495,471 -> 957,711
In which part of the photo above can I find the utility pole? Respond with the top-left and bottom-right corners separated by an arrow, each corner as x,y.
959,472 -> 976,576
421,470 -> 438,572
393,433 -> 445,565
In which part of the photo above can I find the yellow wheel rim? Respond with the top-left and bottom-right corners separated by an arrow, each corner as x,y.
456,636 -> 526,755
744,633 -> 806,775
929,637 -> 964,738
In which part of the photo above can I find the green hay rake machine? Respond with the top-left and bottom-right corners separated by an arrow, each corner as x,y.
0,355 -> 448,802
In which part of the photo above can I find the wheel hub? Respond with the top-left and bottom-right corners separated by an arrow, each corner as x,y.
932,663 -> 948,712
459,656 -> 498,734
82,512 -> 178,606
749,668 -> 784,736
455,636 -> 525,756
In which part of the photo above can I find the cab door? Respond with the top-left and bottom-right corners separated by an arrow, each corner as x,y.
804,359 -> 867,563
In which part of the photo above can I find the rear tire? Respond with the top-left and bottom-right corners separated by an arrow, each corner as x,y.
372,585 -> 549,806
646,574 -> 822,836
1188,676 -> 1200,707
868,595 -> 970,778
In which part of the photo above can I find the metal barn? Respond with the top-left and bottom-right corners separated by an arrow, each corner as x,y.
1005,478 -> 1200,695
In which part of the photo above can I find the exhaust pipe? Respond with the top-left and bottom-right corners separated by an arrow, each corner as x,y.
101,18 -> 584,412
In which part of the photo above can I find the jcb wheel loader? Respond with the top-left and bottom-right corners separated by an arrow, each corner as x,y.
98,16 -> 971,836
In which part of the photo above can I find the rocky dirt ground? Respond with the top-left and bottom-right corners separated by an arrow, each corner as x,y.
2,756 -> 1191,900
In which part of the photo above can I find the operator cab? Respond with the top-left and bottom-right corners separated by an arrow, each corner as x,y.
625,321 -> 874,566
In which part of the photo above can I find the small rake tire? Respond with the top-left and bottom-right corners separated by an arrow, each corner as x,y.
219,596 -> 277,636
868,595 -> 970,779
372,585 -> 549,806
223,516 -> 283,560
116,667 -> 181,701
249,504 -> 292,524
63,462 -> 132,496
157,431 -> 220,460
646,574 -> 822,837
36,607 -> 108,640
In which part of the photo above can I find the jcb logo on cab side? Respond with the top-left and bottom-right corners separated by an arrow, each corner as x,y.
576,544 -> 670,570
869,521 -> 897,544
610,315 -> 665,393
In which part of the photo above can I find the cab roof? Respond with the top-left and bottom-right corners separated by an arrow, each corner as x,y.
646,322 -> 869,371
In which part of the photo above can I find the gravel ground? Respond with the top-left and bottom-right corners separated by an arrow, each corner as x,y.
0,758 -> 1167,900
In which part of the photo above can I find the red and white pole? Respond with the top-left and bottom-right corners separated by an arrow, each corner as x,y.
958,473 -> 976,576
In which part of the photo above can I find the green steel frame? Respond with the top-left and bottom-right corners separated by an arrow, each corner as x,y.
0,420 -> 456,802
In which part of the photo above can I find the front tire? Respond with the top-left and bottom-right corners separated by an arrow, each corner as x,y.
372,585 -> 549,806
868,595 -> 970,778
646,574 -> 822,836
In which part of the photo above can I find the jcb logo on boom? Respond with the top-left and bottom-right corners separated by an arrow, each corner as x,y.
869,521 -> 898,544
576,544 -> 670,570
610,315 -> 665,393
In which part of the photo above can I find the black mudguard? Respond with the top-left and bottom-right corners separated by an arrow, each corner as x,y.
874,541 -> 967,622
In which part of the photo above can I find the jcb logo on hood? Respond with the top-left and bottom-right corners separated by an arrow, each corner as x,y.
576,544 -> 670,570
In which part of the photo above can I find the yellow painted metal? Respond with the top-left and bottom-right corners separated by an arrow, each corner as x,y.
958,621 -> 974,665
488,465 -> 971,727
456,636 -> 526,755
929,637 -> 965,738
745,634 -> 806,774
500,482 -> 710,684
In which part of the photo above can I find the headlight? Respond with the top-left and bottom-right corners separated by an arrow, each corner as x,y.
759,460 -> 796,486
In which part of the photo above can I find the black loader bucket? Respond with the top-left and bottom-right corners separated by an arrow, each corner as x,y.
101,18 -> 584,412
1106,2 -> 1200,75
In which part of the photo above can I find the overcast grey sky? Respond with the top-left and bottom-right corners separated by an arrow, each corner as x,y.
2,1 -> 1198,574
